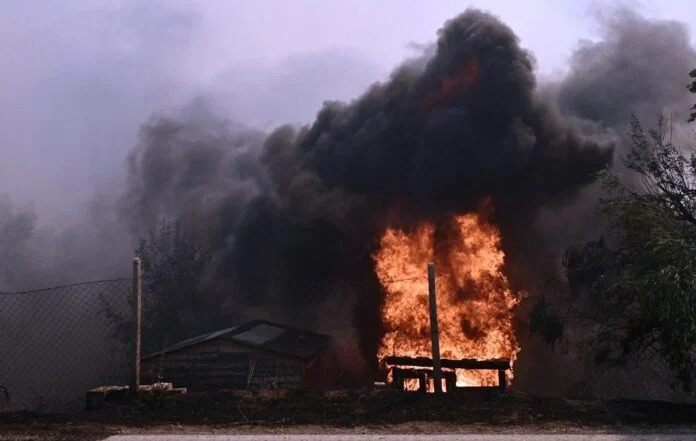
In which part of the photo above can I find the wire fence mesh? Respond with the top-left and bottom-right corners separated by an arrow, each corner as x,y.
0,278 -> 132,413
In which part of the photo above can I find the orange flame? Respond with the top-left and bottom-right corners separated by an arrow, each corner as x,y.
403,378 -> 421,391
374,212 -> 521,387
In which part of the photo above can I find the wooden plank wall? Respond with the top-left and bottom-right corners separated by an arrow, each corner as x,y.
141,339 -> 304,391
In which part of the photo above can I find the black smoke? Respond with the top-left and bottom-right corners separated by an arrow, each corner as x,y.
122,8 -> 695,390
517,8 -> 696,398
558,10 -> 696,130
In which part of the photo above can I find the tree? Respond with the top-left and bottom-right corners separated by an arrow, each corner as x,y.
546,70 -> 696,391
565,115 -> 696,391
105,221 -> 212,354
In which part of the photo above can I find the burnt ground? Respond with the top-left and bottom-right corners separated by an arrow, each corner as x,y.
1,388 -> 696,440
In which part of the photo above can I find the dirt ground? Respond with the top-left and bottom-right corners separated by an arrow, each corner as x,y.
1,388 -> 696,440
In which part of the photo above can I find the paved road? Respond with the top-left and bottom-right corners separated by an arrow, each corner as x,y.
102,435 -> 696,441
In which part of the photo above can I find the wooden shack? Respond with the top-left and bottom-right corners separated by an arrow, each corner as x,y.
141,320 -> 331,391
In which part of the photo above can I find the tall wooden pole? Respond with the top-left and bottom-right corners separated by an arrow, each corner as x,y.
428,262 -> 443,394
131,257 -> 142,398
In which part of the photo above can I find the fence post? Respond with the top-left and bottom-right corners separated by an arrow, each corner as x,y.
131,257 -> 142,398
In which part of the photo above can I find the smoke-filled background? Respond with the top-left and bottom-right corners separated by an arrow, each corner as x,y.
2,0 -> 696,399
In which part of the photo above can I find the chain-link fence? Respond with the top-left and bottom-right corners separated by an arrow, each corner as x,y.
0,278 -> 132,413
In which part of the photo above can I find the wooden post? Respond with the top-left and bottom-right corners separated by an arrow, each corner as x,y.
393,368 -> 404,390
418,372 -> 427,393
445,372 -> 456,394
498,369 -> 507,391
427,262 -> 443,394
131,257 -> 142,398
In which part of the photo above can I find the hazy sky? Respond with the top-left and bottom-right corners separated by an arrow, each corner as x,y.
1,0 -> 695,224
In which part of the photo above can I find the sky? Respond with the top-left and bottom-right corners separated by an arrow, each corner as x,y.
0,0 -> 695,225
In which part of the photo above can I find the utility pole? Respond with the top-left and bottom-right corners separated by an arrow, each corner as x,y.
131,257 -> 142,398
428,262 -> 443,394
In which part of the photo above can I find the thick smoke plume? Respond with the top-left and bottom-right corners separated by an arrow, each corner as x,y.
0,3 -> 692,398
519,8 -> 696,398
123,9 -> 624,380
4,4 -> 693,402
558,10 -> 696,130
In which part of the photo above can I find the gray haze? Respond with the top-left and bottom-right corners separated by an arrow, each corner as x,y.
0,1 -> 383,288
2,1 -> 695,227
1,1 -> 696,399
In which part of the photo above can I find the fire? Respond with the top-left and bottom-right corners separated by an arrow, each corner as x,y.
374,212 -> 521,387
403,379 -> 421,392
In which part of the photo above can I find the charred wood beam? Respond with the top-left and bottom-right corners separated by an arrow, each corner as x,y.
385,356 -> 510,370
392,368 -> 432,378
391,367 -> 458,392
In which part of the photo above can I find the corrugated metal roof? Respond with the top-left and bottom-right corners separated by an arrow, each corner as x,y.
232,324 -> 285,345
142,320 -> 331,361
153,326 -> 240,355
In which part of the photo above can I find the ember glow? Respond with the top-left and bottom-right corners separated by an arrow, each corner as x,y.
374,211 -> 521,387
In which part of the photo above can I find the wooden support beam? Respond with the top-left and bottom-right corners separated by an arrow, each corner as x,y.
385,356 -> 510,371
418,371 -> 427,393
498,370 -> 506,390
427,262 -> 443,394
445,372 -> 457,393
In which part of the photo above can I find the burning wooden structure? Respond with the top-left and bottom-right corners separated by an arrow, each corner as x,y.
374,214 -> 521,390
385,355 -> 510,392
